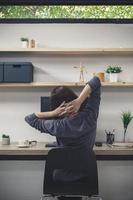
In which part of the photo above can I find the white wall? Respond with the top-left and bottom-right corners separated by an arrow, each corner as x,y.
0,24 -> 133,200
0,24 -> 133,142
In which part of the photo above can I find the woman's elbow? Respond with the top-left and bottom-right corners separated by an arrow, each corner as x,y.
24,115 -> 36,127
25,115 -> 30,124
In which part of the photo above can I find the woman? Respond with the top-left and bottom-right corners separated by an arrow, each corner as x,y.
25,76 -> 101,149
25,76 -> 101,200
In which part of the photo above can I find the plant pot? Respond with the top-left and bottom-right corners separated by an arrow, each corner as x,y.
2,137 -> 10,145
21,41 -> 28,48
109,73 -> 118,82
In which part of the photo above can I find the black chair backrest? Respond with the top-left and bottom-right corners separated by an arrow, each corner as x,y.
43,146 -> 98,196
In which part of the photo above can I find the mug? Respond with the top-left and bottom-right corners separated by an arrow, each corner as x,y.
18,140 -> 27,146
18,140 -> 37,146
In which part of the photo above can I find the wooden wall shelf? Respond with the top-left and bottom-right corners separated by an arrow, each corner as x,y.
0,82 -> 133,88
0,48 -> 133,55
102,82 -> 133,87
0,48 -> 132,88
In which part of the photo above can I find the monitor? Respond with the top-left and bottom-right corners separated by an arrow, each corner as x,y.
40,96 -> 50,112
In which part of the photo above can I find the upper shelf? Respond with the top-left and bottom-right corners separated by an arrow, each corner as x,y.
0,82 -> 133,88
0,48 -> 133,55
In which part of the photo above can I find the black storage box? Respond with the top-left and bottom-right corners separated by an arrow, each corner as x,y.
0,63 -> 4,82
4,62 -> 33,83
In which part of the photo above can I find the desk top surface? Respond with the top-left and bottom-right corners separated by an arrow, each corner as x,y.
0,142 -> 133,156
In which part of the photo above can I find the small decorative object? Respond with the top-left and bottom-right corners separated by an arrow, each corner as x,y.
95,142 -> 103,147
30,39 -> 36,48
17,140 -> 29,148
20,37 -> 29,48
74,63 -> 87,83
2,134 -> 10,145
105,129 -> 115,144
121,111 -> 133,143
93,72 -> 105,82
17,140 -> 37,148
105,66 -> 122,82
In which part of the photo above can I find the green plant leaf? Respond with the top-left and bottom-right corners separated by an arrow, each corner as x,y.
0,6 -> 133,19
121,111 -> 133,129
105,66 -> 122,73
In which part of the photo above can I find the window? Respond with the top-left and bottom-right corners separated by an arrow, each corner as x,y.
0,1 -> 133,23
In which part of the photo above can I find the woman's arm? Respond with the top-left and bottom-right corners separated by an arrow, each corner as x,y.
64,84 -> 91,114
35,111 -> 55,118
25,112 -> 92,138
25,102 -> 66,133
66,76 -> 101,114
35,101 -> 66,118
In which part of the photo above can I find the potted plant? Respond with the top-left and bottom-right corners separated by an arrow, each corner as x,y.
121,111 -> 133,143
2,134 -> 10,145
20,37 -> 29,48
105,66 -> 122,82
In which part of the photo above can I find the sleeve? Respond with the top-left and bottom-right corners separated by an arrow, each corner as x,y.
80,76 -> 101,114
25,113 -> 93,138
25,113 -> 50,133
87,76 -> 101,93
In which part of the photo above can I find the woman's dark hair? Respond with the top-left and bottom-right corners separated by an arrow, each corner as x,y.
50,86 -> 78,110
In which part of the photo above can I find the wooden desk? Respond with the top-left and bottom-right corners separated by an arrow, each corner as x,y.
0,142 -> 133,160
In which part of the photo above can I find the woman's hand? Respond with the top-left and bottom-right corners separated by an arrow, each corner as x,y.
35,102 -> 66,119
65,98 -> 81,114
52,102 -> 66,117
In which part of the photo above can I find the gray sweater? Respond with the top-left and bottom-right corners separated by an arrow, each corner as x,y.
25,76 -> 101,149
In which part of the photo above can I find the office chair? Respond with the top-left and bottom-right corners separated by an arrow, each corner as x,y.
40,146 -> 102,200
